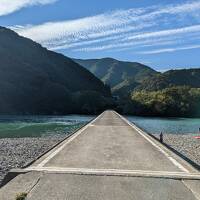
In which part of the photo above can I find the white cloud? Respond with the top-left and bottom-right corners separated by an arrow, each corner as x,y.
126,25 -> 200,41
11,1 -> 200,54
49,23 -> 154,50
14,10 -> 151,44
73,25 -> 200,52
139,44 -> 200,54
0,0 -> 57,16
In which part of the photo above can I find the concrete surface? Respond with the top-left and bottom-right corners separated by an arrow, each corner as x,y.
0,110 -> 200,200
27,174 -> 198,200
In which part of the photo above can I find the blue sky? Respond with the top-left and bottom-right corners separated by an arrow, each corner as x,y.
0,0 -> 200,71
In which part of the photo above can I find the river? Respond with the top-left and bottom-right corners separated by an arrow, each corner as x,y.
0,115 -> 200,138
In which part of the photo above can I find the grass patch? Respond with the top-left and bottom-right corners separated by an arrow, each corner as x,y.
16,192 -> 27,200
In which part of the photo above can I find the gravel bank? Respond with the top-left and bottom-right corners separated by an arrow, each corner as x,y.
153,134 -> 200,167
1,133 -> 200,186
0,135 -> 66,185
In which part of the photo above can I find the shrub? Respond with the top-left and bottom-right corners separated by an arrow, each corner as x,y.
16,192 -> 27,200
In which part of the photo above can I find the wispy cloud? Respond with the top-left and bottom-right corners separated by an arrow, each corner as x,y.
139,44 -> 200,54
74,25 -> 200,52
11,1 -> 200,54
0,0 -> 57,16
126,25 -> 200,40
14,10 -> 150,44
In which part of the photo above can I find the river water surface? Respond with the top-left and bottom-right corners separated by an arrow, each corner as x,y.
0,115 -> 200,138
128,116 -> 200,135
0,115 -> 94,138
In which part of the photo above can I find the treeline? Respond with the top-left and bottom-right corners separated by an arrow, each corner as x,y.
70,91 -> 115,114
120,86 -> 200,117
1,89 -> 115,115
136,68 -> 200,92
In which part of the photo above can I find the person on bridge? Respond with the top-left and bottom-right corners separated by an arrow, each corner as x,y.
160,132 -> 163,143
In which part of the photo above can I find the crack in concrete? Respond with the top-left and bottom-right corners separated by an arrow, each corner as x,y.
26,173 -> 44,197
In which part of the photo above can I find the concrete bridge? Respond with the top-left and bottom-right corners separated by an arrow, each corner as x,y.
1,110 -> 200,199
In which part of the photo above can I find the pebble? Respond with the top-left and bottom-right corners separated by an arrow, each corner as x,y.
153,134 -> 200,167
1,133 -> 199,185
0,135 -> 66,185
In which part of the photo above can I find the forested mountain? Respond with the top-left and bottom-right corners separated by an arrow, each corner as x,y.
120,69 -> 200,117
136,69 -> 200,91
1,25 -> 200,117
125,86 -> 200,117
73,58 -> 157,96
74,57 -> 200,95
0,26 -> 112,114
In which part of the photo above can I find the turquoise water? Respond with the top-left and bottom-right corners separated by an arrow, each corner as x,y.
0,115 -> 94,138
127,116 -> 200,135
0,115 -> 199,138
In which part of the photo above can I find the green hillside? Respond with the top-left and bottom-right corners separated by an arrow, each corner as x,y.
1,25 -> 200,117
121,69 -> 200,117
74,58 -> 157,96
0,27 -> 112,114
136,69 -> 200,91
126,86 -> 200,117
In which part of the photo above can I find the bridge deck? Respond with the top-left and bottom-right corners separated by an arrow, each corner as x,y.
35,111 -> 182,171
0,111 -> 200,200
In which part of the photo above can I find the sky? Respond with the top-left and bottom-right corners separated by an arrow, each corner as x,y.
0,0 -> 200,71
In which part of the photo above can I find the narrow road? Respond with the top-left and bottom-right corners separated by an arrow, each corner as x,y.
1,110 -> 200,200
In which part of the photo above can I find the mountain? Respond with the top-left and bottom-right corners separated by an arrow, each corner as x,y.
136,68 -> 200,91
73,58 -> 157,96
0,26 -> 111,114
121,68 -> 200,117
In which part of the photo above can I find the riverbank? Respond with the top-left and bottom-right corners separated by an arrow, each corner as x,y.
1,133 -> 200,186
153,134 -> 200,167
0,135 -> 66,185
